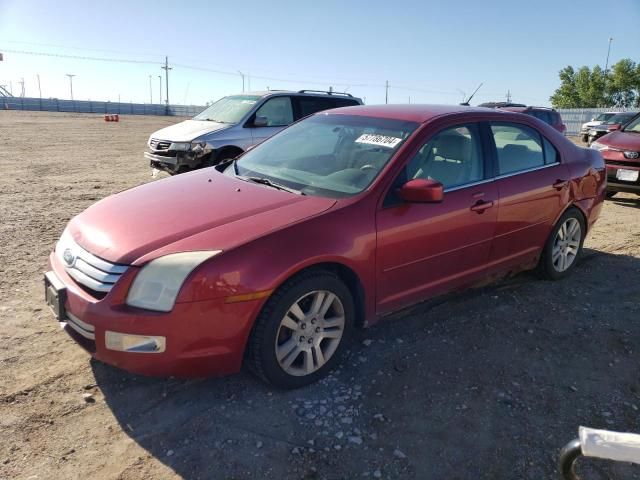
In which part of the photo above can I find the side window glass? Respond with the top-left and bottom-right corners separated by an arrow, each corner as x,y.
491,124 -> 544,175
297,97 -> 334,118
404,124 -> 484,189
543,138 -> 559,164
254,97 -> 294,126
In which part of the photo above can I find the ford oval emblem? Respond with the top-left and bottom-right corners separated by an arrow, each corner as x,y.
63,248 -> 75,267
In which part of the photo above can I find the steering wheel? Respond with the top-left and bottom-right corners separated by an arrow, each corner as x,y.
360,164 -> 376,172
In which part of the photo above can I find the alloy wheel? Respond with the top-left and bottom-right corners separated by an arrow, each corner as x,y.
275,290 -> 345,376
552,218 -> 582,272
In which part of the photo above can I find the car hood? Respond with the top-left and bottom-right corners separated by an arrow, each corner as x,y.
597,130 -> 640,150
582,121 -> 601,129
68,170 -> 336,265
150,119 -> 231,142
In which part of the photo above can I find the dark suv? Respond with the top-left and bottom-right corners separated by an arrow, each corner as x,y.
498,106 -> 567,134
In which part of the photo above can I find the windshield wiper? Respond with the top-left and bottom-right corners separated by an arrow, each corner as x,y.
239,175 -> 305,195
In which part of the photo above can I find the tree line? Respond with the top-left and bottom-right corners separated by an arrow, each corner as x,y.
550,58 -> 640,109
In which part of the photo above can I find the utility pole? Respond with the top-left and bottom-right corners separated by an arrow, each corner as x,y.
385,80 -> 389,104
65,74 -> 76,100
18,77 -> 25,97
158,75 -> 162,104
506,89 -> 512,103
148,75 -> 153,103
161,56 -> 172,106
247,73 -> 251,92
36,74 -> 41,98
237,70 -> 245,92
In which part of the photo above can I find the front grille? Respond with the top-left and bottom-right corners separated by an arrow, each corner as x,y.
606,160 -> 640,168
55,234 -> 128,296
149,138 -> 171,151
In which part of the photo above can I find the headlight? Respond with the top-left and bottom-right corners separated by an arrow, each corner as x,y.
590,142 -> 607,151
169,142 -> 191,151
191,141 -> 206,153
126,251 -> 222,312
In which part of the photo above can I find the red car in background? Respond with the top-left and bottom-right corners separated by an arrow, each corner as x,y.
591,112 -> 640,198
45,104 -> 605,388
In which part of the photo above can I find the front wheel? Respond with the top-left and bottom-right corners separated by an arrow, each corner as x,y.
246,270 -> 354,389
538,208 -> 586,280
605,191 -> 617,199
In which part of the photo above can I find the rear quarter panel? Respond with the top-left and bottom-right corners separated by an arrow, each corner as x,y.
564,146 -> 606,230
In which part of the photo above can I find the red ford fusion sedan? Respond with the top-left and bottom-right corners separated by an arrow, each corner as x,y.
45,104 -> 605,388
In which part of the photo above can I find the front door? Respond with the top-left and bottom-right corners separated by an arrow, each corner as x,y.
250,96 -> 294,145
376,123 -> 498,314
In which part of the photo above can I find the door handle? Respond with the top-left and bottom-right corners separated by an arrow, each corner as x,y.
470,200 -> 494,213
553,179 -> 569,190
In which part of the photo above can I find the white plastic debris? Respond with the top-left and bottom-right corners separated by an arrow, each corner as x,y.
580,426 -> 640,464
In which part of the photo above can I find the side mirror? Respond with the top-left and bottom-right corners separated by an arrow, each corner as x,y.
398,178 -> 444,203
253,116 -> 269,127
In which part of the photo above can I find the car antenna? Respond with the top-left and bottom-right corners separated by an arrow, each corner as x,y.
460,83 -> 483,106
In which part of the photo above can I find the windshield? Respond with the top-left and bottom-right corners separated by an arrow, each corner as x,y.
230,114 -> 418,198
193,95 -> 261,124
605,113 -> 636,125
595,113 -> 615,122
623,114 -> 640,133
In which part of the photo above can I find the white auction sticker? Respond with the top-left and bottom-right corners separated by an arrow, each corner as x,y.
355,133 -> 402,148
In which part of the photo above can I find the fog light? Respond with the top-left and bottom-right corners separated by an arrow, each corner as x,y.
105,331 -> 166,353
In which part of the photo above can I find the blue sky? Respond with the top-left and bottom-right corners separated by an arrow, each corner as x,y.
0,0 -> 638,106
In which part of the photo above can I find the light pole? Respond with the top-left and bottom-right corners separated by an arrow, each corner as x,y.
237,70 -> 245,92
604,37 -> 613,75
65,74 -> 76,100
149,75 -> 153,103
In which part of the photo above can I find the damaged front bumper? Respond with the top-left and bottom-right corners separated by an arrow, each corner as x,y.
145,144 -> 210,174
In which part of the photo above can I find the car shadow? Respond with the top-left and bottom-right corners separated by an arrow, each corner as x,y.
610,196 -> 640,209
93,248 -> 640,479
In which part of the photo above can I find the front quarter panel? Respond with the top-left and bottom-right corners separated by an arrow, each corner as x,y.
175,200 -> 377,321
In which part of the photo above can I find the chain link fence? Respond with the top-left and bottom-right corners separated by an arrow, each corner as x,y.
558,108 -> 636,136
1,96 -> 206,117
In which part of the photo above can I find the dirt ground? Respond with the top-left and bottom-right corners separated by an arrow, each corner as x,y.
1,110 -> 639,480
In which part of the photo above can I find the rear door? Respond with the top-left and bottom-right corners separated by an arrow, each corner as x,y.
487,122 -> 570,273
250,96 -> 294,145
376,122 -> 498,313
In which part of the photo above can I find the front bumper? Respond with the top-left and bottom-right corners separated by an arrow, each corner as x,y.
606,163 -> 640,194
46,252 -> 265,378
145,148 -> 209,174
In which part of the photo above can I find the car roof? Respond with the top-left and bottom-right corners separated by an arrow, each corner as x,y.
499,106 -> 556,113
325,104 -> 496,123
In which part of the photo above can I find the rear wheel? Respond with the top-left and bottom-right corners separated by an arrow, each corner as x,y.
246,270 -> 354,389
538,208 -> 586,280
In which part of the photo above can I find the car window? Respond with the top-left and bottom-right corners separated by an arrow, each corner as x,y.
297,97 -> 336,119
491,123 -> 545,175
254,97 -> 294,126
405,124 -> 484,189
543,138 -> 559,164
233,114 -> 418,198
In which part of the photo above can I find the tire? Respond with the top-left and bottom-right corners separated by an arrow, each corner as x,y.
537,208 -> 586,280
605,191 -> 617,199
581,134 -> 589,143
246,270 -> 355,389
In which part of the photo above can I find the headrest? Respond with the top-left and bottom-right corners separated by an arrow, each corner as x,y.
434,133 -> 470,160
